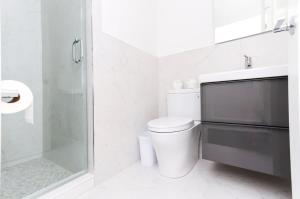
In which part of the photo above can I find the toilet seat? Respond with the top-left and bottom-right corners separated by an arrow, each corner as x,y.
147,117 -> 194,133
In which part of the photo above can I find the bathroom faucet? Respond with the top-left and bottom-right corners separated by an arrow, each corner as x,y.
244,55 -> 252,69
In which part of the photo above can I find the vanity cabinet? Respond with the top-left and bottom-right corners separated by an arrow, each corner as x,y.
201,77 -> 289,127
201,77 -> 290,178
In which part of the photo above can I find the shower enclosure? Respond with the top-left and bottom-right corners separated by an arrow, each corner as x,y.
1,0 -> 91,198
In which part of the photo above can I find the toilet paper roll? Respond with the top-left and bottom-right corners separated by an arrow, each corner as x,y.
1,80 -> 34,124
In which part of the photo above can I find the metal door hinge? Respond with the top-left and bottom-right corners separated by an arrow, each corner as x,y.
273,17 -> 296,35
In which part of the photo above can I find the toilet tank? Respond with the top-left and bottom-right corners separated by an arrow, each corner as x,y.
167,88 -> 201,121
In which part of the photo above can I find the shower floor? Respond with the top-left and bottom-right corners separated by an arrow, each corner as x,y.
0,158 -> 73,199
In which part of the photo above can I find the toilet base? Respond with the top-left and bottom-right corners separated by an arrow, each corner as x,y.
150,123 -> 201,178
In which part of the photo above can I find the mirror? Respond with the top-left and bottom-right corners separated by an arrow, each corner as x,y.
214,0 -> 288,43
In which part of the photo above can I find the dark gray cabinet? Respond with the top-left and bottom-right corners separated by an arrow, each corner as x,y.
201,77 -> 290,178
201,77 -> 289,127
202,123 -> 290,177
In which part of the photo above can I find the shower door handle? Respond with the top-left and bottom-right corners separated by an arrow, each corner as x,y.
72,38 -> 79,63
79,39 -> 84,63
72,38 -> 83,64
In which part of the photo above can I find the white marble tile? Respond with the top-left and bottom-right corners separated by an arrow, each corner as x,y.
92,31 -> 159,184
78,160 -> 291,199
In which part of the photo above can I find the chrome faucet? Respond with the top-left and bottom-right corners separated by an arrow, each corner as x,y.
244,55 -> 252,69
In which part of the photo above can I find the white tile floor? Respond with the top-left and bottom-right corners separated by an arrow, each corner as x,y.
79,160 -> 291,199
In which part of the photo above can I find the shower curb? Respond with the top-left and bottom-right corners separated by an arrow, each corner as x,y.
29,173 -> 94,199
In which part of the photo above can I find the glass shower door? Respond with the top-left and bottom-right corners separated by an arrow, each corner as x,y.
42,0 -> 88,173
1,0 -> 89,198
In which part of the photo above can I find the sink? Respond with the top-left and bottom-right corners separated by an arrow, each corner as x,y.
198,65 -> 288,84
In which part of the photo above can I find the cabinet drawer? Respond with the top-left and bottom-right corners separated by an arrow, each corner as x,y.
201,77 -> 288,127
202,123 -> 290,178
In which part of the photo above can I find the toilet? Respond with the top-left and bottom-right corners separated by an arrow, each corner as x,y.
148,88 -> 201,178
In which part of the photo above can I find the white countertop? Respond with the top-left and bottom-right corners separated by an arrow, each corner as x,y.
198,65 -> 288,84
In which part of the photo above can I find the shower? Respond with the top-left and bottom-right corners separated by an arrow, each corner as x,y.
0,0 -> 91,198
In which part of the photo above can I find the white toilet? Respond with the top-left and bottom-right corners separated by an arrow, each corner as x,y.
148,88 -> 201,178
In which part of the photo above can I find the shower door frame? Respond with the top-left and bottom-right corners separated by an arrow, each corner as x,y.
85,0 -> 95,174
0,3 -> 2,172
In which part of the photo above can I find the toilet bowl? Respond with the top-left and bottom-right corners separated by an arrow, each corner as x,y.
148,117 -> 201,178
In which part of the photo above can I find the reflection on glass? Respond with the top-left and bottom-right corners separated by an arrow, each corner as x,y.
214,0 -> 288,43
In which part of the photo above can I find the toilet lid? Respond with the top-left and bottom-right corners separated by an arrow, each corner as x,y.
147,117 -> 194,133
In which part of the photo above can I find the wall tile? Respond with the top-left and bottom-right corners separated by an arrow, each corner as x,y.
93,32 -> 158,184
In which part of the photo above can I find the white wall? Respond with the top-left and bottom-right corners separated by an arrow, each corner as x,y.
157,0 -> 214,57
101,0 -> 157,56
1,0 -> 43,166
101,0 -> 214,57
102,0 -> 286,58
93,1 -> 158,184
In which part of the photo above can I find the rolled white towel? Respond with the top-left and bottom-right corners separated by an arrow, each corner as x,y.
184,78 -> 199,89
172,80 -> 184,90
